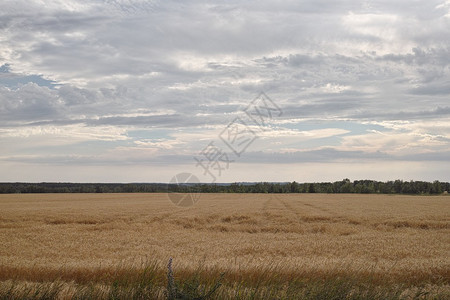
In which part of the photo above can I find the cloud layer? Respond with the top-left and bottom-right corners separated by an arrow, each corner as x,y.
0,0 -> 449,182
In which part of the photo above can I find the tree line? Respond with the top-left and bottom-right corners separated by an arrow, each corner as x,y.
0,179 -> 448,195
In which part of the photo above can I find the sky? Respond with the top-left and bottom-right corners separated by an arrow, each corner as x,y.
0,0 -> 449,183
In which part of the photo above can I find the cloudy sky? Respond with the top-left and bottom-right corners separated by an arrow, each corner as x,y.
0,0 -> 449,183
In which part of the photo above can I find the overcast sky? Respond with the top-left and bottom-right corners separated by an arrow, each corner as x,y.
0,0 -> 449,183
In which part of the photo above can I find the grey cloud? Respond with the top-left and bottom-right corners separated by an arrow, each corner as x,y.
402,151 -> 450,162
409,82 -> 450,95
241,149 -> 389,163
88,114 -> 211,128
0,83 -> 61,123
5,148 -> 449,166
376,48 -> 450,67
226,148 -> 450,164
281,98 -> 364,119
348,106 -> 450,120
58,85 -> 100,106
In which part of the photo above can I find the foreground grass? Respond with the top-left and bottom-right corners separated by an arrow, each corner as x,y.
0,260 -> 448,300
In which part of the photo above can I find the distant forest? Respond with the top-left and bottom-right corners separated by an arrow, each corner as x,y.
0,179 -> 448,195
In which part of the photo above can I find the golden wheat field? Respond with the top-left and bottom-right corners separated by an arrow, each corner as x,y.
0,193 -> 449,299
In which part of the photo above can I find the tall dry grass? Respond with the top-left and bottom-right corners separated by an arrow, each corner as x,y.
0,259 -> 448,299
0,193 -> 449,298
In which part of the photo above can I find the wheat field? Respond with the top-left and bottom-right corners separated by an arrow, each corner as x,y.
0,193 -> 449,299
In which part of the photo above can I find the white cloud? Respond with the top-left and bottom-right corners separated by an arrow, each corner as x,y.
343,12 -> 399,40
134,139 -> 184,150
0,124 -> 129,145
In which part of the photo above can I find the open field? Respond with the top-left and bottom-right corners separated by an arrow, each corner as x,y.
0,193 -> 449,299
